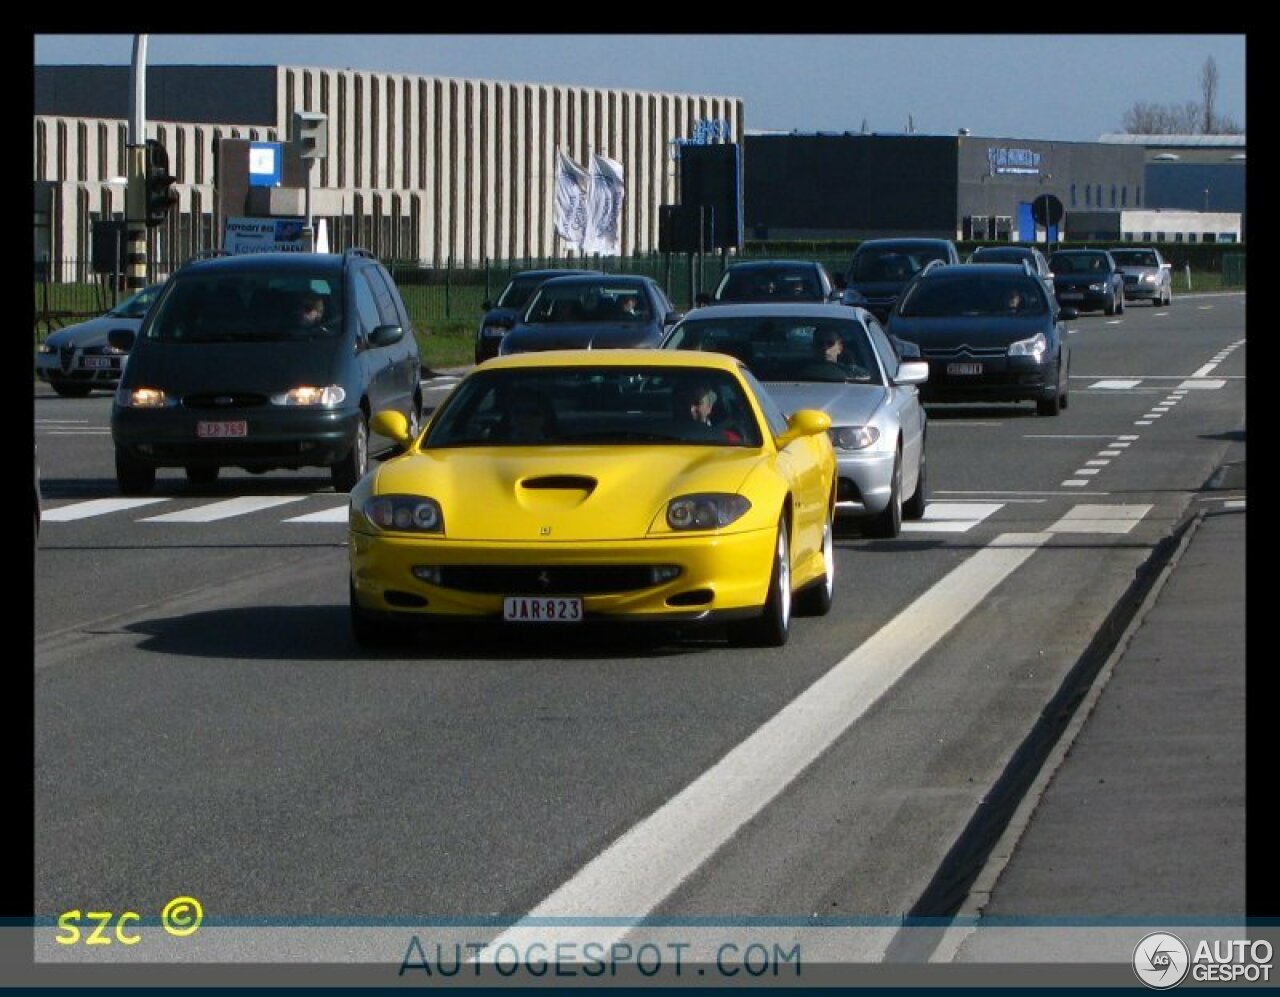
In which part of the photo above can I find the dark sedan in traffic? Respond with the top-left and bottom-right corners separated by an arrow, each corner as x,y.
887,263 -> 1075,416
498,274 -> 683,356
475,268 -> 601,363
697,259 -> 840,306
1048,249 -> 1126,315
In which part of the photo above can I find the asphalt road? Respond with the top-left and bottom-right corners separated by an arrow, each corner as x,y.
30,293 -> 1246,981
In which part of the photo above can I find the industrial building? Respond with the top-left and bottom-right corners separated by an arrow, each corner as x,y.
34,64 -> 743,274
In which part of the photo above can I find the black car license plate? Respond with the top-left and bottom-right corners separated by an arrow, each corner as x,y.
947,362 -> 983,376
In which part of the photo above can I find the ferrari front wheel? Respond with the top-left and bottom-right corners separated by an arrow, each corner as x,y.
729,516 -> 792,647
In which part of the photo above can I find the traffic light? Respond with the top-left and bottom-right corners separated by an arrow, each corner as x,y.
293,111 -> 329,160
144,139 -> 178,227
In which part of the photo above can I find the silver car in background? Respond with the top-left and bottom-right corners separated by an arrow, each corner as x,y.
661,303 -> 929,538
35,283 -> 163,396
1109,247 -> 1173,306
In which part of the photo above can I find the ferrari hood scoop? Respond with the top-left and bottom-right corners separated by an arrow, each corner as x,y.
517,474 -> 598,509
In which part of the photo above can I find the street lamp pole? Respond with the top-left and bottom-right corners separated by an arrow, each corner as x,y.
124,35 -> 149,292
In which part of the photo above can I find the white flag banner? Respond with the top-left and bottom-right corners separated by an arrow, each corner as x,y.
583,153 -> 625,256
553,149 -> 589,250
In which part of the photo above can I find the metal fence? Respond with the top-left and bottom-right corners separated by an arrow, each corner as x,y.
34,244 -> 1244,340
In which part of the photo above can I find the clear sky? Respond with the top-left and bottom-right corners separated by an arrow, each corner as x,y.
33,34 -> 1246,143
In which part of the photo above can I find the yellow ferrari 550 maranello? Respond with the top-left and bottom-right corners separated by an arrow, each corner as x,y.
348,349 -> 836,648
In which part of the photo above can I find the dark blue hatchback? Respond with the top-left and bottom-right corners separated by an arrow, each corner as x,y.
887,263 -> 1075,416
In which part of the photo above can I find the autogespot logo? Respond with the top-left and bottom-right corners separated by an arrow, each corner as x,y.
1133,932 -> 1191,989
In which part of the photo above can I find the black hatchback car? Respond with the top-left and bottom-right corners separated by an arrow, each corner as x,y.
1048,249 -> 1126,315
887,263 -> 1076,416
475,268 -> 601,363
497,274 -> 682,355
109,249 -> 423,494
696,259 -> 839,305
841,238 -> 961,321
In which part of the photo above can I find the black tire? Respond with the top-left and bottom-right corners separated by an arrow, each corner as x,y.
728,516 -> 792,647
185,465 -> 219,486
1104,293 -> 1116,316
903,442 -> 927,520
794,508 -> 834,617
1116,291 -> 1124,314
864,451 -> 903,539
1034,386 -> 1064,417
51,381 -> 93,398
331,410 -> 369,492
349,580 -> 416,648
115,447 -> 156,495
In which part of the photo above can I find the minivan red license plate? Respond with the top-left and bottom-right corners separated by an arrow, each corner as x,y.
197,420 -> 248,438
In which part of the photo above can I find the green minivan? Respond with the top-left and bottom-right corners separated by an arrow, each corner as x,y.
109,249 -> 423,494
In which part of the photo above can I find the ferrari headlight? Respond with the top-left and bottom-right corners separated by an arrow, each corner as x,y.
362,495 -> 444,533
116,386 -> 172,408
1008,332 -> 1047,360
829,425 -> 880,450
667,493 -> 751,530
270,385 -> 347,406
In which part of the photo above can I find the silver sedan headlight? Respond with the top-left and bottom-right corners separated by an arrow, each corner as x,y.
829,425 -> 881,450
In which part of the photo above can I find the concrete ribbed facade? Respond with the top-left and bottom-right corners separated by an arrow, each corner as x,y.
33,65 -> 743,274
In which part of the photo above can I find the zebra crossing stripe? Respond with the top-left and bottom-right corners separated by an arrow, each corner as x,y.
140,496 -> 308,523
42,498 -> 170,522
285,505 -> 350,523
1046,504 -> 1152,534
902,502 -> 1002,534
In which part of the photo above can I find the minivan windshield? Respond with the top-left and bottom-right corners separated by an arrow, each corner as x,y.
144,273 -> 345,342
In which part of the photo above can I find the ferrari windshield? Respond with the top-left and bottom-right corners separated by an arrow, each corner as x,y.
424,366 -> 764,448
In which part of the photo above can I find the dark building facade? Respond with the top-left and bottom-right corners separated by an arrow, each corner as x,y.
744,133 -> 1147,243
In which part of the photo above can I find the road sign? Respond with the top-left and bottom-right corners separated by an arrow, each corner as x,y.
1032,193 -> 1064,228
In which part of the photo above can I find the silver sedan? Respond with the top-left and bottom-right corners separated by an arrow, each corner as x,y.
661,302 -> 929,538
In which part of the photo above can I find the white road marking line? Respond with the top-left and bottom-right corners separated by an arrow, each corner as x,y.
901,502 -> 1002,534
1089,379 -> 1141,390
1098,450 -> 1122,457
1072,468 -> 1101,476
285,505 -> 350,523
140,496 -> 307,523
936,490 -> 1108,496
41,498 -> 170,522
1224,499 -> 1246,509
1177,379 -> 1226,390
1190,363 -> 1218,377
1116,435 -> 1139,441
1047,504 -> 1152,534
1061,480 -> 1090,487
1134,421 -> 1153,426
474,532 -> 1052,960
1085,459 -> 1110,466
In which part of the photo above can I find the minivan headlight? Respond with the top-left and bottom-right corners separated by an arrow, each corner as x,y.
116,386 -> 173,408
1008,332 -> 1047,360
271,385 -> 347,406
